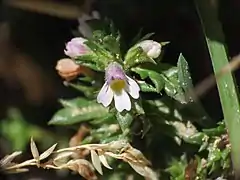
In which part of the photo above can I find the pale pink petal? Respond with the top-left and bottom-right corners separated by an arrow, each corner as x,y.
114,90 -> 131,112
97,82 -> 113,107
64,37 -> 89,58
71,37 -> 87,44
126,76 -> 140,99
64,49 -> 71,57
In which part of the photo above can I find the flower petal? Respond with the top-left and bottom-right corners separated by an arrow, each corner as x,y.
64,49 -> 73,57
147,45 -> 161,58
114,90 -> 131,112
137,40 -> 161,59
64,37 -> 90,58
71,37 -> 87,44
126,76 -> 140,99
97,82 -> 113,107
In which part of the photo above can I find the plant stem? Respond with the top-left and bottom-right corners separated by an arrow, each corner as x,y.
195,0 -> 240,178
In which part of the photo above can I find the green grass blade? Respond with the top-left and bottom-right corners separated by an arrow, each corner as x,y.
195,0 -> 240,177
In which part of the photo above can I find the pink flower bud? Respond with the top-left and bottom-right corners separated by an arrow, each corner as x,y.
64,37 -> 90,58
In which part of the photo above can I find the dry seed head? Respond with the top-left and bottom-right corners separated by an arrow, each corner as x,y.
2,140 -> 156,180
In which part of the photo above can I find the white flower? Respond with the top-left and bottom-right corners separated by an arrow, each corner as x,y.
64,37 -> 90,58
97,62 -> 140,112
137,40 -> 161,58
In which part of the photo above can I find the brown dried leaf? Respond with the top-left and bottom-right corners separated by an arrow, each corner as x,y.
53,151 -> 74,166
121,152 -> 138,163
69,125 -> 90,147
98,154 -> 112,170
30,137 -> 39,162
103,151 -> 122,160
54,151 -> 74,161
72,149 -> 90,159
185,159 -> 198,180
125,146 -> 151,165
144,166 -> 158,180
128,162 -> 157,180
78,164 -> 98,180
39,143 -> 57,160
107,140 -> 129,151
67,159 -> 97,180
0,151 -> 22,167
90,150 -> 103,175
128,161 -> 146,177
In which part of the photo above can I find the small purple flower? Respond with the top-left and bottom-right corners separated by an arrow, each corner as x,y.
97,62 -> 140,112
137,40 -> 161,58
64,37 -> 90,58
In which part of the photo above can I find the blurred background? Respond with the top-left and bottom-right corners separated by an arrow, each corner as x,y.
0,0 -> 240,179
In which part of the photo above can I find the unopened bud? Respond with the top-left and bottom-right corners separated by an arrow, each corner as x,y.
64,37 -> 90,58
137,40 -> 161,58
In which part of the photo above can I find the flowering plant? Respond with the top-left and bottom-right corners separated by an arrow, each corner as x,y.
51,22 -> 212,179
50,22 -> 231,179
53,23 -> 187,133
1,21 -> 232,180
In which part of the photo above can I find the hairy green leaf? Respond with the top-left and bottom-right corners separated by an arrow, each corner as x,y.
124,47 -> 156,69
116,111 -> 133,132
92,30 -> 106,43
162,68 -> 186,103
183,132 -> 206,145
177,53 -> 193,91
148,72 -> 165,93
137,81 -> 158,93
49,103 -> 109,125
66,82 -> 96,98
102,35 -> 121,58
131,67 -> 164,93
202,122 -> 226,137
59,98 -> 90,108
84,40 -> 113,66
75,58 -> 102,71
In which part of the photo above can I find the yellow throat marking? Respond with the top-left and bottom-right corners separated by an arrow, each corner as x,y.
110,80 -> 126,92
